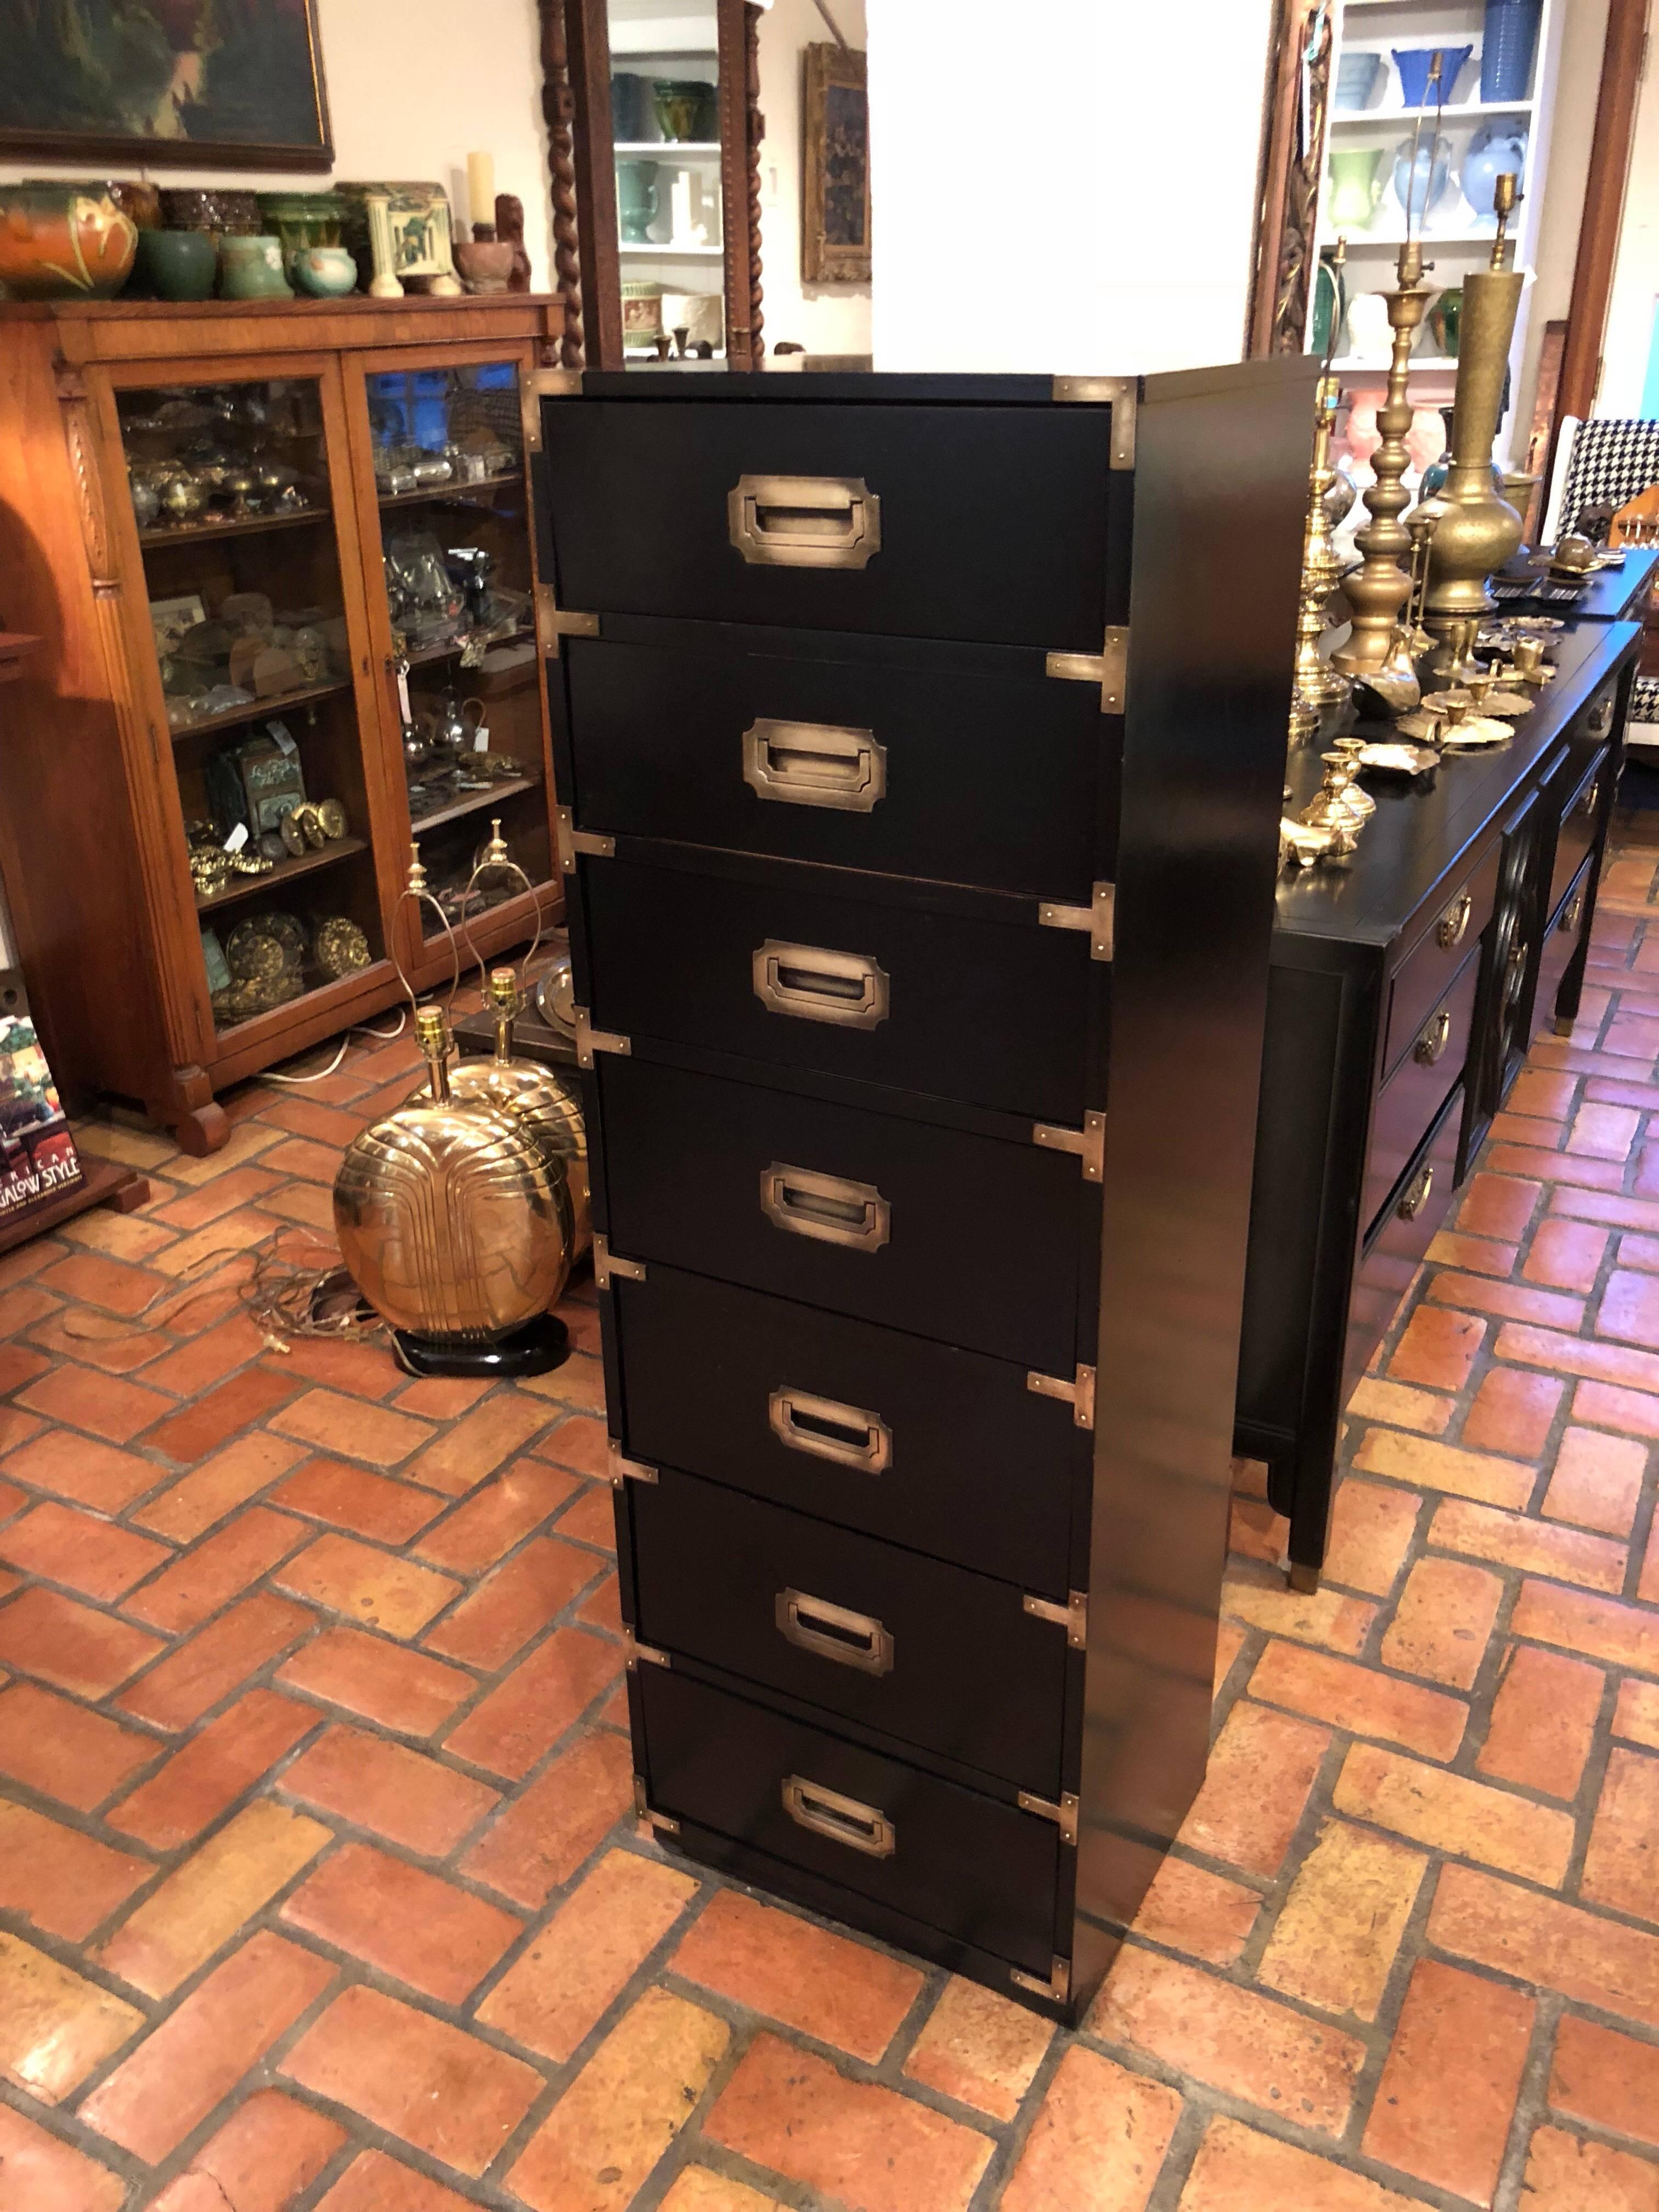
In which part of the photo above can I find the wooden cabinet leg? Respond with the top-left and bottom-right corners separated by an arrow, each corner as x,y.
165,1064 -> 227,1157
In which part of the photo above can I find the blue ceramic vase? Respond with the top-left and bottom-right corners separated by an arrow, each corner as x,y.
1334,50 -> 1384,110
1482,0 -> 1543,100
1392,44 -> 1472,106
1394,133 -> 1453,227
1463,122 -> 1528,217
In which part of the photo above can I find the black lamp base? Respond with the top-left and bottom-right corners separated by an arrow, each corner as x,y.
391,1312 -> 571,1380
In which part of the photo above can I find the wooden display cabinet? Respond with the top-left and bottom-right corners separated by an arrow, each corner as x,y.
0,296 -> 568,1153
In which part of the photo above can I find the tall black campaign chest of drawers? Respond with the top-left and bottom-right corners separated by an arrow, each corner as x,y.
535,362 -> 1319,2022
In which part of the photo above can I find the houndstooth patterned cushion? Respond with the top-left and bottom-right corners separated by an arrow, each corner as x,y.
1558,418 -> 1659,539
1633,677 -> 1659,725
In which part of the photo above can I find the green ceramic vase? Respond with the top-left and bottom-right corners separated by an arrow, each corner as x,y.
1327,147 -> 1384,230
131,227 -> 217,301
217,234 -> 293,301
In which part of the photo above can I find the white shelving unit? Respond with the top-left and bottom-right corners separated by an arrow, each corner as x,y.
1316,0 -> 1565,465
608,1 -> 726,354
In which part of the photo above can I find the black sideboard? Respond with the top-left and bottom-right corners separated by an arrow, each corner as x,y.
1236,616 -> 1644,1583
1492,544 -> 1659,623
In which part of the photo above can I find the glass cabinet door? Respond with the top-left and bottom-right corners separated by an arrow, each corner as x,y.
358,356 -> 553,940
114,373 -> 386,1039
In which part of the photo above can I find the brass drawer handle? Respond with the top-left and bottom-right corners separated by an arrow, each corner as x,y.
727,474 -> 882,569
1562,891 -> 1585,934
1437,891 -> 1474,950
753,940 -> 890,1030
1577,777 -> 1601,820
1504,935 -> 1530,1012
743,719 -> 887,812
776,1588 -> 895,1675
1397,1164 -> 1435,1222
1587,693 -> 1615,738
782,1774 -> 896,1858
761,1163 -> 890,1252
769,1387 -> 891,1473
1414,1009 -> 1453,1066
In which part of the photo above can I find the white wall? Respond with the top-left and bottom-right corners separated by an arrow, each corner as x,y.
1599,0 -> 1659,416
868,0 -> 1276,374
755,0 -> 873,356
0,0 -> 556,288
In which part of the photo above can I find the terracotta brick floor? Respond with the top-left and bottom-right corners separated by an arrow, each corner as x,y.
4,847 -> 1659,2212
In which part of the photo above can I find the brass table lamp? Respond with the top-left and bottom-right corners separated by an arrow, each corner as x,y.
447,968 -> 591,1257
1331,241 -> 1431,679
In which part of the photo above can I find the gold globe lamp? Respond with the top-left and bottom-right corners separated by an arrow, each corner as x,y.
445,967 -> 591,1257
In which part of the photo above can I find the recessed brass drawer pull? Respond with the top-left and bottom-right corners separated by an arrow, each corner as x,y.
1414,1009 -> 1452,1066
1577,777 -> 1601,819
753,940 -> 890,1029
760,1163 -> 890,1251
743,719 -> 887,811
782,1773 -> 896,1857
1397,1164 -> 1434,1222
776,1587 -> 895,1674
769,1387 -> 892,1472
1437,890 -> 1474,950
1504,935 -> 1530,1014
727,474 -> 882,569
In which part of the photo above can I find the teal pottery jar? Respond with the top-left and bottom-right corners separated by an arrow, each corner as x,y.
131,227 -> 217,300
218,234 -> 294,301
292,244 -> 358,297
653,78 -> 709,140
1312,252 -> 1347,357
617,160 -> 660,242
1328,146 -> 1385,229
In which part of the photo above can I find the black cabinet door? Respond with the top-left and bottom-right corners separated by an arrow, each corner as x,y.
595,1056 -> 1093,1370
637,1665 -> 1063,1977
610,1266 -> 1082,1590
543,398 -> 1123,648
560,630 -> 1114,901
580,854 -> 1097,1125
630,1469 -> 1070,1793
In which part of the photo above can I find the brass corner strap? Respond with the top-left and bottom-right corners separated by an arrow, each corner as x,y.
522,366 -> 582,453
1038,881 -> 1115,961
1051,374 -> 1138,470
1032,1111 -> 1105,1183
1026,1364 -> 1096,1430
592,1235 -> 646,1291
533,582 -> 600,656
631,1773 -> 680,1835
623,1628 -> 670,1672
1017,1788 -> 1079,1847
1046,627 -> 1128,715
1010,1955 -> 1073,2005
1023,1590 -> 1088,1650
556,807 -> 615,874
607,1437 -> 658,1487
573,1007 -> 630,1069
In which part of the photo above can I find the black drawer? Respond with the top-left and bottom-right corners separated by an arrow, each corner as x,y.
630,1470 -> 1068,1794
1347,1086 -> 1463,1384
1382,842 -> 1502,1079
579,853 -> 1097,1125
594,1056 -> 1091,1371
1537,855 -> 1594,1028
1362,949 -> 1480,1240
560,630 -> 1113,901
543,397 -> 1124,648
609,1266 -> 1082,1591
1549,748 -> 1607,919
636,1664 -> 1063,1979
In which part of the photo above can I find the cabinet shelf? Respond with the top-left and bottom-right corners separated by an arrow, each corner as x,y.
170,678 -> 352,742
139,505 -> 331,552
618,242 -> 725,258
1330,99 -> 1534,126
616,140 -> 721,156
408,772 -> 543,834
403,623 -> 534,672
194,833 -> 367,914
377,469 -> 523,510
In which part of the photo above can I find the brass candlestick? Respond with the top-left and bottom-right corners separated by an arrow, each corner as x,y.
1422,173 -> 1526,666
1332,240 -> 1431,677
1290,373 -> 1351,742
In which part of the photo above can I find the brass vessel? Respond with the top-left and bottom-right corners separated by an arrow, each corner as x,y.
1422,176 -> 1526,663
334,1005 -> 574,1376
445,968 -> 591,1256
1332,240 -> 1431,679
1290,372 -> 1351,742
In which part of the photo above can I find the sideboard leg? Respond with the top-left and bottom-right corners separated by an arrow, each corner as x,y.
1288,1560 -> 1321,1594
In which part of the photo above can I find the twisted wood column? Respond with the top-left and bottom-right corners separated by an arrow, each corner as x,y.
538,0 -> 585,367
745,1 -> 764,360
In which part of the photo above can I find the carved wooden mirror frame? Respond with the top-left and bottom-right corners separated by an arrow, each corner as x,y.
1246,0 -> 1335,359
536,0 -> 765,371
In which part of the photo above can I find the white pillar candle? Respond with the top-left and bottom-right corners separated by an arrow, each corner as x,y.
467,151 -> 496,232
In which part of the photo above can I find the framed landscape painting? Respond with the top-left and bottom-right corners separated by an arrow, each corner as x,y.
0,0 -> 334,170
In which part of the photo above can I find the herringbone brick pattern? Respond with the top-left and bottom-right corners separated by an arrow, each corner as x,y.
2,844 -> 1659,2210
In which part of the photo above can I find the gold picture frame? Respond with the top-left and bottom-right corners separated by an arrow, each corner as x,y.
802,43 -> 870,286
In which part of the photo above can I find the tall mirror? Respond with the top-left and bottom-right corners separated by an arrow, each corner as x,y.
547,0 -> 870,371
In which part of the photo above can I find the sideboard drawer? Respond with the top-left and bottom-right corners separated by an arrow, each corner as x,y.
608,1266 -> 1082,1592
1383,842 -> 1502,1079
544,396 -> 1124,649
630,1470 -> 1069,1795
1537,856 -> 1594,1030
1347,1087 -> 1463,1383
595,1056 -> 1091,1371
636,1664 -> 1063,1980
1362,950 -> 1480,1241
580,854 -> 1097,1125
561,631 -> 1111,901
1549,748 -> 1607,921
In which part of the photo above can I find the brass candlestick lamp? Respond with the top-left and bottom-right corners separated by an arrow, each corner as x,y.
1422,173 -> 1526,666
1289,352 -> 1352,743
